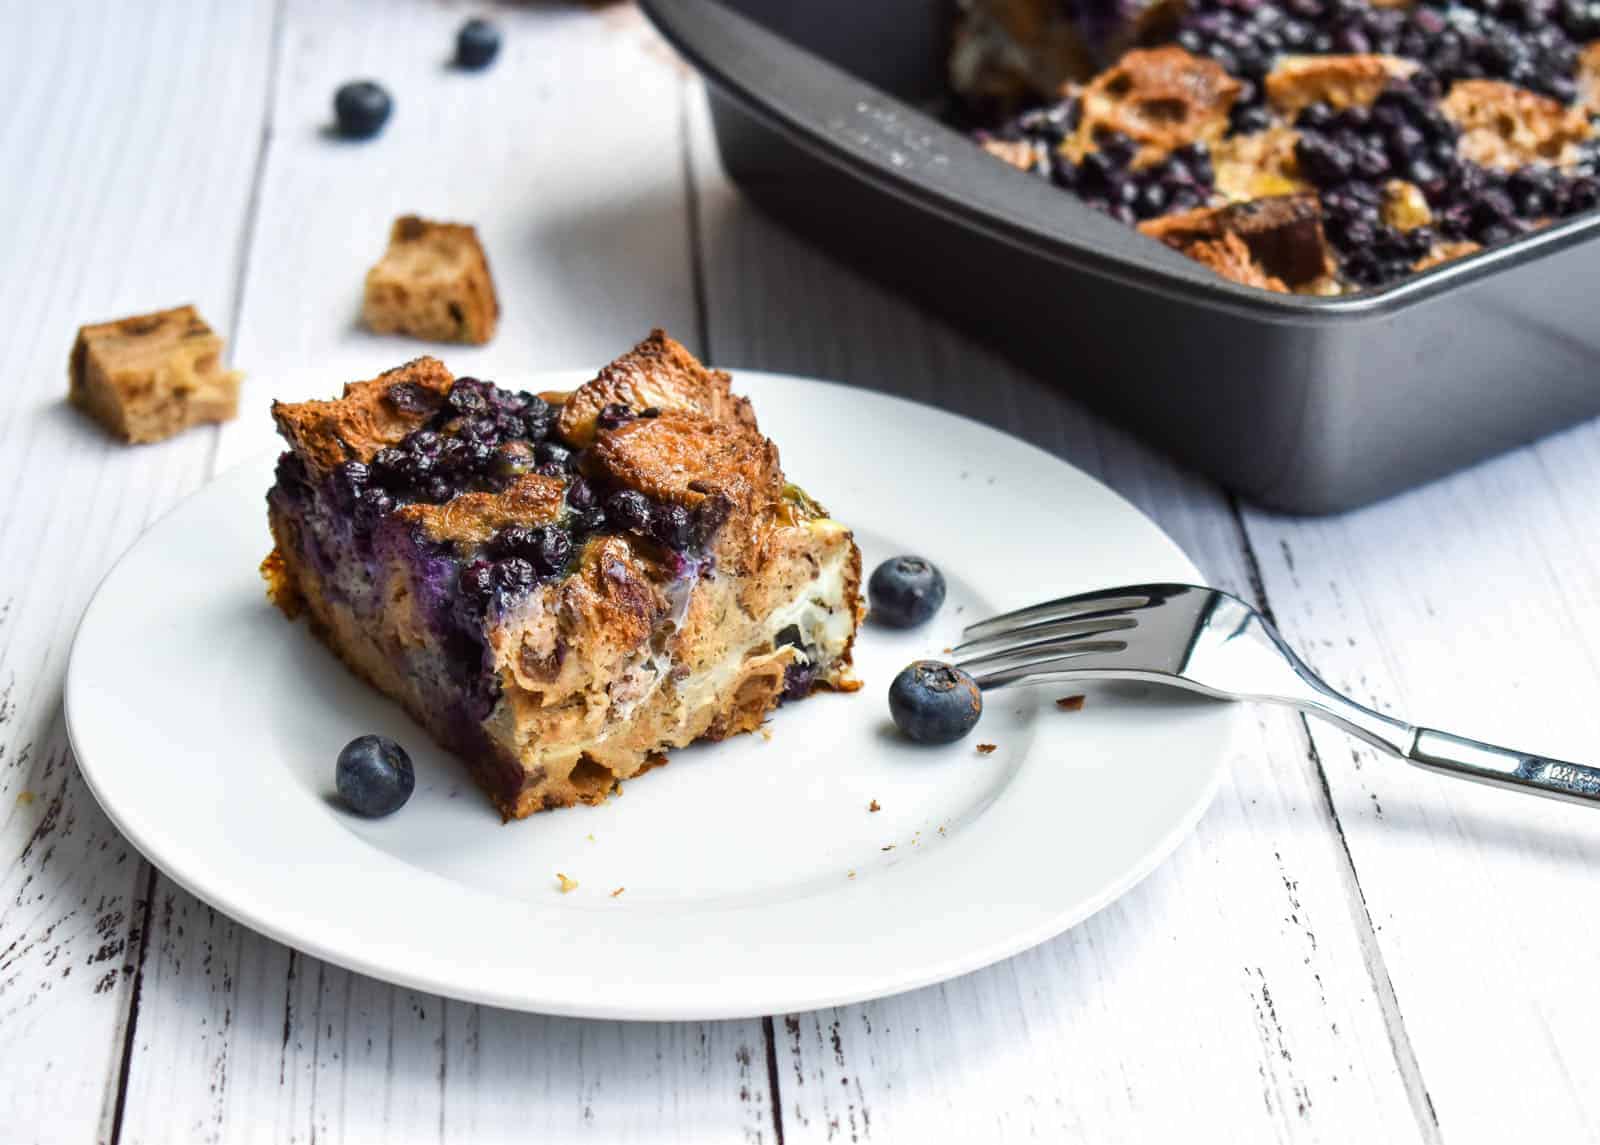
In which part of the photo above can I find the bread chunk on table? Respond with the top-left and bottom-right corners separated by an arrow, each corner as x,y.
362,215 -> 499,345
68,304 -> 241,444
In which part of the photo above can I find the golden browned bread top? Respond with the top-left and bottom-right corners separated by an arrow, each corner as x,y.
1413,239 -> 1482,271
1381,179 -> 1433,231
1441,79 -> 1594,169
73,304 -> 218,362
981,137 -> 1044,171
557,330 -> 753,447
1140,193 -> 1332,287
398,473 -> 566,549
1580,41 -> 1600,117
272,357 -> 453,478
1066,46 -> 1242,166
1264,54 -> 1417,116
1212,123 -> 1307,200
1184,233 -> 1290,292
587,411 -> 778,507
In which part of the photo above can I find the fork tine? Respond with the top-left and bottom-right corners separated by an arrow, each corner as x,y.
961,589 -> 1155,643
956,639 -> 1132,688
952,614 -> 1138,659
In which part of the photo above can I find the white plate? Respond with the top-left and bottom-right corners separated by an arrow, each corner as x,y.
67,369 -> 1237,1020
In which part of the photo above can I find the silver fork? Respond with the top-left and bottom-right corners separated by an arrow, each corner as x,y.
953,583 -> 1600,807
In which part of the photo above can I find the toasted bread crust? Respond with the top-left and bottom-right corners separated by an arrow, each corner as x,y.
1441,79 -> 1594,170
271,357 -> 454,479
1413,239 -> 1482,270
1140,193 -> 1332,287
1264,54 -> 1417,116
1213,124 -> 1307,201
1185,233 -> 1290,291
1580,42 -> 1600,118
557,329 -> 753,446
1066,46 -> 1242,166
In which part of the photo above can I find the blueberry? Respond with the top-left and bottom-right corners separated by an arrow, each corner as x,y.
605,489 -> 654,534
566,476 -> 598,511
333,81 -> 392,141
530,525 -> 572,576
597,402 -> 635,431
455,18 -> 501,70
494,556 -> 537,593
650,502 -> 694,549
385,381 -> 442,416
868,556 -> 946,628
447,377 -> 491,416
335,735 -> 415,817
888,662 -> 983,745
535,441 -> 574,470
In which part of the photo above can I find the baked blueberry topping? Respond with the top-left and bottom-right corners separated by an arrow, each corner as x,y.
974,15 -> 1600,290
888,662 -> 983,745
333,81 -> 392,141
335,735 -> 415,816
650,503 -> 694,549
459,559 -> 496,605
605,489 -> 654,534
868,556 -> 947,628
493,556 -> 536,593
455,18 -> 502,70
597,402 -> 635,430
535,441 -> 575,470
492,524 -> 572,579
385,381 -> 443,416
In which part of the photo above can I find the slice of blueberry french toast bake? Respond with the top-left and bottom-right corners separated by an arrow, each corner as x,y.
263,331 -> 863,819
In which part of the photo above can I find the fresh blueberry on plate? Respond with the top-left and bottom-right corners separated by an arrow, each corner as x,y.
868,556 -> 946,628
333,81 -> 392,140
888,661 -> 982,744
456,18 -> 502,70
335,735 -> 415,816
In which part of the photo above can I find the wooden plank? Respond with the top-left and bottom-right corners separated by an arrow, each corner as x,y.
117,4 -> 770,1142
0,1 -> 279,1139
1242,428 -> 1600,1142
686,84 -> 1430,1142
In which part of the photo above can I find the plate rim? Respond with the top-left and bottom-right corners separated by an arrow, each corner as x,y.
65,367 -> 1236,1020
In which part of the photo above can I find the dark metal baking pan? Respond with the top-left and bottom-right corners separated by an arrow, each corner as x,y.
640,0 -> 1600,512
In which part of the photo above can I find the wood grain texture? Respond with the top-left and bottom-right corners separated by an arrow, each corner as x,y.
685,86 -> 1428,1144
117,5 -> 769,1143
1244,430 -> 1600,1143
0,1 -> 278,1140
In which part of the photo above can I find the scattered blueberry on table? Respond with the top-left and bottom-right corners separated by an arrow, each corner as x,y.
335,735 -> 415,817
868,556 -> 946,628
333,80 -> 392,140
889,661 -> 983,745
456,18 -> 502,70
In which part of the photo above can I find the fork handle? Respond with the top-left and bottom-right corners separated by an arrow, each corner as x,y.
1407,728 -> 1600,806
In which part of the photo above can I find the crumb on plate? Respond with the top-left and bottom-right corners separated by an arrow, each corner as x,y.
1056,694 -> 1086,711
610,886 -> 625,898
16,791 -> 34,806
556,872 -> 578,893
881,844 -> 895,852
976,742 -> 997,754
868,799 -> 881,812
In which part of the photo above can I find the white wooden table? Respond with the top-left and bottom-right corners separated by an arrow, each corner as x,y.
7,3 -> 1600,1141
